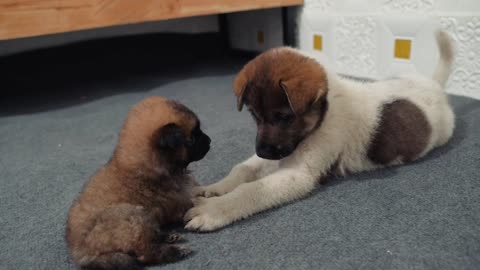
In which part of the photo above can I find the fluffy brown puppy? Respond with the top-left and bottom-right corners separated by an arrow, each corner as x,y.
66,97 -> 211,270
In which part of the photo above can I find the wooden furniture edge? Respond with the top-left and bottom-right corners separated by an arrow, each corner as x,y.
0,0 -> 304,40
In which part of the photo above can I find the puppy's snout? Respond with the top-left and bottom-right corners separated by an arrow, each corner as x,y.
256,143 -> 283,160
200,134 -> 211,151
206,135 -> 211,145
259,143 -> 277,153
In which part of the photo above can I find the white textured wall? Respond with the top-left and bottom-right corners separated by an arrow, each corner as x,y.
299,0 -> 480,99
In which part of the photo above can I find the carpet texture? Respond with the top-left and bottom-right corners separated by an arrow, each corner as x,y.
0,34 -> 479,270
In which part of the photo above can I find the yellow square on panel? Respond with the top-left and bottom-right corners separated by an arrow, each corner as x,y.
394,39 -> 412,59
257,31 -> 265,44
313,34 -> 323,51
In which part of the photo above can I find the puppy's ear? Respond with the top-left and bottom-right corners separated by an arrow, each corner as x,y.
280,73 -> 327,116
156,123 -> 185,149
233,63 -> 254,111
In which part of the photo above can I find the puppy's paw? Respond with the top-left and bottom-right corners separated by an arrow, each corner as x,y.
140,244 -> 192,265
184,197 -> 233,231
175,245 -> 193,258
166,232 -> 184,243
203,186 -> 225,198
191,186 -> 207,197
193,184 -> 229,198
161,245 -> 192,263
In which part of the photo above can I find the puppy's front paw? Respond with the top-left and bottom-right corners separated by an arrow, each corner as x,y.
166,232 -> 184,243
184,197 -> 233,231
191,186 -> 207,197
193,184 -> 229,198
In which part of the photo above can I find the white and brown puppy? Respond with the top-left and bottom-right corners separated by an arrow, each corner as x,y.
67,97 -> 211,269
184,31 -> 455,231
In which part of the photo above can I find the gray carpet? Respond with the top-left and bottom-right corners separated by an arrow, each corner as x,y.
0,34 -> 479,270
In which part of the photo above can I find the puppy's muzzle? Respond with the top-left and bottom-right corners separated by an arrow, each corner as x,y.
190,134 -> 211,162
256,143 -> 293,160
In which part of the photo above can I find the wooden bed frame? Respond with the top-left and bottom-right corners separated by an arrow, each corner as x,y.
0,0 -> 303,40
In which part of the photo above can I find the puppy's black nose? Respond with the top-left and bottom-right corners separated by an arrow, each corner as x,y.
256,144 -> 282,160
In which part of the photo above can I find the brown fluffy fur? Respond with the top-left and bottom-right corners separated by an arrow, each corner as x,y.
66,97 -> 210,270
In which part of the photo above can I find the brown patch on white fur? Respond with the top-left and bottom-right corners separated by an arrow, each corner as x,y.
66,97 -> 210,270
368,99 -> 432,164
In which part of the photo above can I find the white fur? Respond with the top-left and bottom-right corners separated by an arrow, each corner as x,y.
184,31 -> 455,231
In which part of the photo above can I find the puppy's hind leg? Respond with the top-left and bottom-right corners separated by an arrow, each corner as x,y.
139,244 -> 192,265
195,154 -> 279,198
77,204 -> 190,269
80,252 -> 143,270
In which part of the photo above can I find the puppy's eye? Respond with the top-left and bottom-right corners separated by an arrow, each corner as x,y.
274,112 -> 294,124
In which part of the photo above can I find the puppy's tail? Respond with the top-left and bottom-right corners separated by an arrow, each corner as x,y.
80,252 -> 143,270
432,30 -> 455,88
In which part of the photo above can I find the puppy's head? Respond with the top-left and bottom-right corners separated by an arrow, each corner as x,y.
234,48 -> 328,160
116,97 -> 210,173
